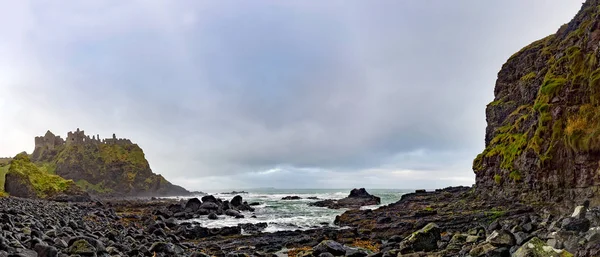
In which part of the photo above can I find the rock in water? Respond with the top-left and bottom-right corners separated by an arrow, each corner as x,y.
208,213 -> 218,220
310,188 -> 381,209
186,198 -> 202,211
230,195 -> 243,207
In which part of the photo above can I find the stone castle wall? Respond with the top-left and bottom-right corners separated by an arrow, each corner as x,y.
34,128 -> 133,150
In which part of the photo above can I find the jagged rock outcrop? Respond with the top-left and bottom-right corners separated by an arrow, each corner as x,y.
474,0 -> 600,205
30,129 -> 189,197
310,188 -> 381,209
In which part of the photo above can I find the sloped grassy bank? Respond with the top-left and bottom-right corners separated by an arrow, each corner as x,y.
3,153 -> 89,200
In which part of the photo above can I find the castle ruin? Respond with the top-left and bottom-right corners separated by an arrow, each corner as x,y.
34,128 -> 133,150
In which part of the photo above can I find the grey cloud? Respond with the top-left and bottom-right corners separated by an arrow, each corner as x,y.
0,1 -> 584,190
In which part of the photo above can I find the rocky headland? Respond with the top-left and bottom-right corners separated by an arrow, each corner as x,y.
1,129 -> 190,198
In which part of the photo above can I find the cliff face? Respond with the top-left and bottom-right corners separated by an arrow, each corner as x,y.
31,129 -> 189,197
474,0 -> 600,204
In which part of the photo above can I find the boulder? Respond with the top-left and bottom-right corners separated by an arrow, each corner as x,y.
67,239 -> 96,255
310,188 -> 380,209
186,198 -> 202,211
225,209 -> 244,218
486,230 -> 516,247
208,213 -> 218,220
200,202 -> 220,210
468,243 -> 509,257
231,195 -> 243,207
149,242 -> 175,254
201,195 -> 219,203
561,217 -> 590,232
513,237 -> 573,257
313,240 -> 346,256
399,223 -> 441,253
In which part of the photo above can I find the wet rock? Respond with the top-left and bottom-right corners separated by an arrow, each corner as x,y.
186,198 -> 202,212
200,202 -> 220,210
201,195 -> 219,203
208,212 -> 219,220
239,223 -> 267,234
282,196 -> 302,200
225,209 -> 245,218
310,188 -> 381,209
231,195 -> 244,207
313,240 -> 346,256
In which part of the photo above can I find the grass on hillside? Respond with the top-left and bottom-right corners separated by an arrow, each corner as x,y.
0,164 -> 9,192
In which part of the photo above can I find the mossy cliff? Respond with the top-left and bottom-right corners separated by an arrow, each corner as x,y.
31,129 -> 189,197
4,153 -> 87,199
475,0 -> 600,204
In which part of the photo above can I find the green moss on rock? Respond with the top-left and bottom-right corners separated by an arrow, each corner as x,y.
5,153 -> 83,199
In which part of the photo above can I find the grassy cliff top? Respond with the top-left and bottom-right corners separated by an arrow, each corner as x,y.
8,153 -> 78,198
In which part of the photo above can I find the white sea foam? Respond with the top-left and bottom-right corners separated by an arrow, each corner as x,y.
178,189 -> 407,232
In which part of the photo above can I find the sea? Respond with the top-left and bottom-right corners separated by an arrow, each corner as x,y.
172,189 -> 410,233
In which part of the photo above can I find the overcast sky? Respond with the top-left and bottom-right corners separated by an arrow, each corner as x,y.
0,1 -> 584,191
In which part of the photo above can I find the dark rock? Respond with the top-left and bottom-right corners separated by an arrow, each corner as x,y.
186,198 -> 202,211
238,223 -> 267,234
282,196 -> 302,200
561,217 -> 590,232
208,213 -> 219,220
231,195 -> 243,207
486,230 -> 516,248
310,188 -> 380,209
225,209 -> 244,218
201,195 -> 219,203
313,240 -> 346,256
200,202 -> 220,210
190,252 -> 211,257
149,242 -> 175,254
34,244 -> 58,257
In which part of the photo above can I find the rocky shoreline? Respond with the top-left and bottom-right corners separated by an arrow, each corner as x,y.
2,186 -> 599,257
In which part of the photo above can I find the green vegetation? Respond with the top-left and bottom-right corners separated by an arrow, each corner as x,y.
539,77 -> 567,96
486,208 -> 506,221
75,180 -> 113,194
509,170 -> 522,182
494,174 -> 502,184
520,72 -> 536,82
476,13 -> 600,185
0,164 -> 9,193
8,153 -> 78,198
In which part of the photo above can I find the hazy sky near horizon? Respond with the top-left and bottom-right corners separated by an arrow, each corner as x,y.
0,1 -> 584,191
